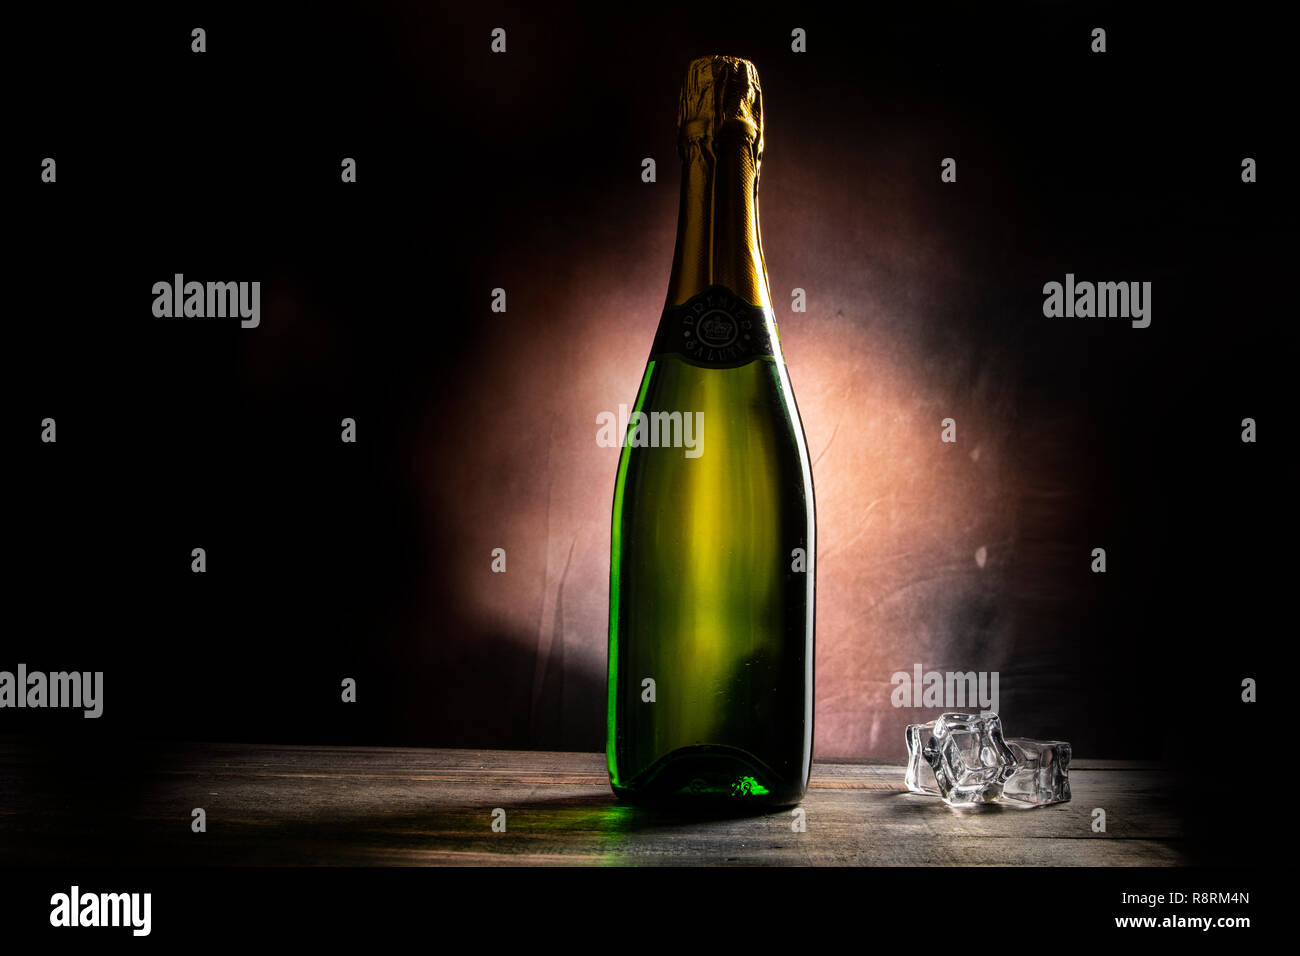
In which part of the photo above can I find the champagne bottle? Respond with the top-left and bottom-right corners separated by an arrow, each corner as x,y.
607,56 -> 816,807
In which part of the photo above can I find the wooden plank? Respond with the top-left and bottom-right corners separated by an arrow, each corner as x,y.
0,741 -> 1187,866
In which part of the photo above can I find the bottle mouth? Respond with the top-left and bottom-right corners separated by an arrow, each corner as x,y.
677,55 -> 763,148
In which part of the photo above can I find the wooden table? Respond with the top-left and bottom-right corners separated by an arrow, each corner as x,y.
0,743 -> 1185,866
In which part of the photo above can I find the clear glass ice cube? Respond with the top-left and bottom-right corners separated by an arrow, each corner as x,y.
905,721 -> 940,795
1002,738 -> 1071,807
905,712 -> 1017,807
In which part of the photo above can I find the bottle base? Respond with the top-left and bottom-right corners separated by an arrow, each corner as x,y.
611,744 -> 806,810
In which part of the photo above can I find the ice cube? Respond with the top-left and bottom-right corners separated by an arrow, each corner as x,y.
904,721 -> 939,795
914,712 -> 1017,807
1002,738 -> 1071,807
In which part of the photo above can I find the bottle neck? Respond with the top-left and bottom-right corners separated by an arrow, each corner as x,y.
664,132 -> 770,310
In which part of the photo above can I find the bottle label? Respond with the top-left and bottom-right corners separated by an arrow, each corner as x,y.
650,285 -> 777,369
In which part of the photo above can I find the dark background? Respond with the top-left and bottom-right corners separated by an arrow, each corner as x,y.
6,1 -> 1287,863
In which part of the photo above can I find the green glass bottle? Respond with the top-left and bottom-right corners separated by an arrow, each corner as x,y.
607,55 -> 815,808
